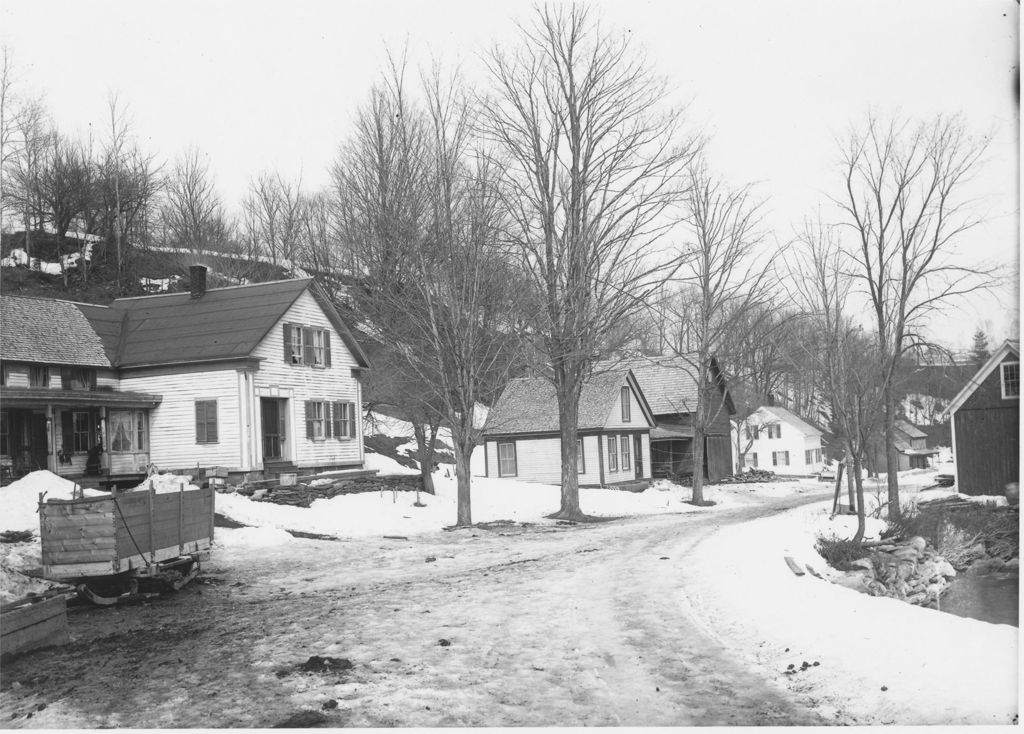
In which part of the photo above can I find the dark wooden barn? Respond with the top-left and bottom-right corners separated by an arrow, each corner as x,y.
946,340 -> 1019,496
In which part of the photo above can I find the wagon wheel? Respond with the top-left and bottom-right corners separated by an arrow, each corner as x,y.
76,577 -> 139,606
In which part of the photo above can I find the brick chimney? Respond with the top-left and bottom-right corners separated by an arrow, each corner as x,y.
190,265 -> 208,299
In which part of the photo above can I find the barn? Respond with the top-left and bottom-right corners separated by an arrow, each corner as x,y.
945,340 -> 1019,496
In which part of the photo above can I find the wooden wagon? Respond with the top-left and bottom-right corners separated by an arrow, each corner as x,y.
38,483 -> 215,604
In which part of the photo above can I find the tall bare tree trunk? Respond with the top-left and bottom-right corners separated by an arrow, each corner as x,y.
554,391 -> 582,520
452,438 -> 472,527
884,387 -> 901,521
411,421 -> 437,495
691,429 -> 706,504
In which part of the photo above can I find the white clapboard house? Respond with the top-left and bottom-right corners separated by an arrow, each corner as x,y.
0,267 -> 369,483
735,405 -> 825,475
481,369 -> 656,488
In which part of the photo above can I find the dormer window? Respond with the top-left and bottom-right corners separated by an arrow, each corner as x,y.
60,366 -> 96,390
1000,362 -> 1019,399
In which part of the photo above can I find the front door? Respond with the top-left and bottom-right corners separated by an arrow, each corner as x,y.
261,398 -> 287,460
634,433 -> 643,479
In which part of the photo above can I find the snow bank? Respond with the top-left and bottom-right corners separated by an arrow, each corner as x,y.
215,471 -> 812,538
687,498 -> 1018,725
1,471 -> 84,533
362,452 -> 420,476
0,540 -> 61,604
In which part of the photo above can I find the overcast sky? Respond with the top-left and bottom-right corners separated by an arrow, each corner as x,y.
1,0 -> 1019,349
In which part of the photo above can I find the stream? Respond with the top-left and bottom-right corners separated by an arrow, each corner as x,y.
936,571 -> 1019,627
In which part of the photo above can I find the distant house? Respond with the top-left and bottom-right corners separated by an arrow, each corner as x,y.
865,419 -> 939,473
0,268 -> 370,482
944,340 -> 1019,496
735,405 -> 825,475
481,370 -> 655,487
610,356 -> 736,482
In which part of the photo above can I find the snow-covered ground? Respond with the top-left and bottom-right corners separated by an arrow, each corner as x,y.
1,464 -> 1016,724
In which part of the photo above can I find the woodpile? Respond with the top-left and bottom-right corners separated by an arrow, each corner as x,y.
719,469 -> 777,484
242,475 -> 427,509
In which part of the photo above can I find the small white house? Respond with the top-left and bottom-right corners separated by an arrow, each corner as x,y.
481,370 -> 656,486
735,405 -> 825,475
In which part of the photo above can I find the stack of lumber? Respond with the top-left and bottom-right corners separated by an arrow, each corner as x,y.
719,469 -> 778,484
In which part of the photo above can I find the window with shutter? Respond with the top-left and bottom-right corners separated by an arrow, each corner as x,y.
196,400 -> 218,443
305,401 -> 326,440
620,436 -> 631,471
302,327 -> 315,366
607,436 -> 618,472
621,387 -> 631,422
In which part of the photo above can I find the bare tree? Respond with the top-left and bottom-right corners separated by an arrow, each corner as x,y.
837,113 -> 994,521
483,5 -> 701,520
660,165 -> 778,504
335,61 -> 521,527
790,221 -> 885,543
159,146 -> 227,252
242,171 -> 305,265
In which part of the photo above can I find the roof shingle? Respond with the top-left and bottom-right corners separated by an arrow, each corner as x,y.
484,370 -> 633,435
0,295 -> 110,367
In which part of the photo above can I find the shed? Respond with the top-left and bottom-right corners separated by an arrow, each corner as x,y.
944,340 -> 1019,496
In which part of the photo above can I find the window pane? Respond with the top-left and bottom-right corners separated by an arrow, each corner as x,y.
620,436 -> 630,470
110,411 -> 133,452
1003,363 -> 1020,397
607,436 -> 617,471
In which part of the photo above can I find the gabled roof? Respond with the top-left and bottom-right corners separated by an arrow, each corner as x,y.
753,405 -> 824,438
0,295 -> 111,367
894,419 -> 927,440
483,370 -> 654,436
601,355 -> 736,417
945,340 -> 1020,417
88,278 -> 369,369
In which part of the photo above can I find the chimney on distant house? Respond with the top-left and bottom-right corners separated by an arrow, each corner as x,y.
190,265 -> 207,299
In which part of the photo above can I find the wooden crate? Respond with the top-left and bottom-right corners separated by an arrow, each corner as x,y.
0,596 -> 70,660
39,486 -> 215,580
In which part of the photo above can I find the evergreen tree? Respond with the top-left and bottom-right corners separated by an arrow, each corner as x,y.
971,329 -> 991,369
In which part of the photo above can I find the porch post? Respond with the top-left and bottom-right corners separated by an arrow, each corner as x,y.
45,404 -> 55,473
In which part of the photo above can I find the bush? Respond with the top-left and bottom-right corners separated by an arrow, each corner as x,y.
815,534 -> 870,570
888,502 -> 1019,569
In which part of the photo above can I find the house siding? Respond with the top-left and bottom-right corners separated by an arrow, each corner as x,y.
482,433 -> 646,485
603,386 -> 646,430
251,291 -> 363,470
119,368 -> 242,471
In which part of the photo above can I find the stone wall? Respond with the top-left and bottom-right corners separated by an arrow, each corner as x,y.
226,474 -> 428,508
831,536 -> 958,606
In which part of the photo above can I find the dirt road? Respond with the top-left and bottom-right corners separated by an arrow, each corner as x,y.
1,492 -> 829,727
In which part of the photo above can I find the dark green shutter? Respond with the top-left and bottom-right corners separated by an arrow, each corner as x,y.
324,402 -> 333,438
208,402 -> 218,443
195,402 -> 205,443
283,324 -> 292,363
323,331 -> 332,367
302,328 -> 314,365
347,402 -> 356,439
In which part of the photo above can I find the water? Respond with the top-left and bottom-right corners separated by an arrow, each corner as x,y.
936,572 -> 1019,627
